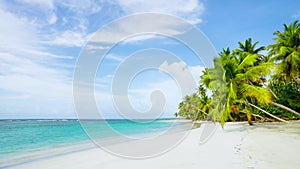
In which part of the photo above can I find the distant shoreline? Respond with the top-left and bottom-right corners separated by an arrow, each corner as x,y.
0,118 -> 181,121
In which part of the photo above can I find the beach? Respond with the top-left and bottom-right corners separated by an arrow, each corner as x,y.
1,1 -> 300,169
5,121 -> 300,169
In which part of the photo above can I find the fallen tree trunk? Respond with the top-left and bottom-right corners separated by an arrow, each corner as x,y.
248,103 -> 288,123
270,102 -> 300,116
263,86 -> 300,116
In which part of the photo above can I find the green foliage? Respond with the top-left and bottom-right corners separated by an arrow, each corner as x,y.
175,84 -> 211,121
176,20 -> 300,126
267,20 -> 300,85
204,38 -> 272,126
256,81 -> 300,120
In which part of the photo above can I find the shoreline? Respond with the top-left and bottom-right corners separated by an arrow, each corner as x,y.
1,120 -> 191,167
3,121 -> 300,169
1,140 -> 96,168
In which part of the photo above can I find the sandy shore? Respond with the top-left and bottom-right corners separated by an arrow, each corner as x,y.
6,121 -> 300,169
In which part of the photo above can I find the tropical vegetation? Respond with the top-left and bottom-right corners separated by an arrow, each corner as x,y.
175,20 -> 300,126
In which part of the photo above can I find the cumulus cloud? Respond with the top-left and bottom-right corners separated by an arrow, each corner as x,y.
120,61 -> 204,117
91,60 -> 205,118
159,61 -> 203,95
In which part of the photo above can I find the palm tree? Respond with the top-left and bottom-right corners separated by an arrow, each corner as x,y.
267,20 -> 300,116
177,21 -> 300,124
175,84 -> 211,121
234,38 -> 265,56
203,39 -> 280,126
176,94 -> 199,120
268,20 -> 300,85
198,84 -> 211,119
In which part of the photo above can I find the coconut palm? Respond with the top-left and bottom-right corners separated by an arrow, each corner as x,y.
197,84 -> 211,119
203,40 -> 275,126
268,20 -> 300,85
176,94 -> 199,120
177,21 -> 300,124
234,38 -> 265,60
175,85 -> 211,121
266,21 -> 300,116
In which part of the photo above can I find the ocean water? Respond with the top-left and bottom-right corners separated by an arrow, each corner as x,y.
0,119 -> 187,165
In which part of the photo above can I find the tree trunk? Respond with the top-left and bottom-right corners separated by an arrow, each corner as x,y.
240,111 -> 266,121
248,103 -> 288,122
264,85 -> 278,99
270,102 -> 300,116
264,86 -> 300,116
246,109 -> 253,125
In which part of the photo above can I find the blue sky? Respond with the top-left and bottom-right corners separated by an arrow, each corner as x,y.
0,0 -> 299,119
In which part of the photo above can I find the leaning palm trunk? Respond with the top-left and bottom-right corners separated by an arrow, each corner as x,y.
264,87 -> 300,116
270,102 -> 300,116
248,103 -> 287,122
264,85 -> 278,99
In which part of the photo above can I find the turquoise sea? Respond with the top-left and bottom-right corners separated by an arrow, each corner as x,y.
0,119 -> 188,167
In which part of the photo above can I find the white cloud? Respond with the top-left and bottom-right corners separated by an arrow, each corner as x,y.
78,0 -> 205,51
188,64 -> 205,82
13,0 -> 58,27
0,75 -> 71,99
20,48 -> 73,59
47,30 -> 90,47
127,79 -> 181,117
93,61 -> 205,118
0,0 -> 207,118
0,94 -> 31,100
124,61 -> 204,117
58,0 -> 102,16
0,9 -> 38,52
120,34 -> 158,44
0,51 -> 74,118
87,0 -> 205,47
48,14 -> 57,24
115,0 -> 205,24
159,61 -> 202,95
0,7 -> 73,59
92,58 -> 205,117
0,53 -> 70,78
0,57 -> 74,118
0,51 -> 72,102
15,0 -> 55,10
85,44 -> 110,51
106,54 -> 124,62
1,0 -> 103,48
0,6 -> 75,118
90,14 -> 190,45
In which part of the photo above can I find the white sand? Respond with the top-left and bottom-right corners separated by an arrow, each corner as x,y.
7,122 -> 300,169
239,122 -> 300,168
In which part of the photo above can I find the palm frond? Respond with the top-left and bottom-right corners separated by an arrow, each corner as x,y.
240,84 -> 272,104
